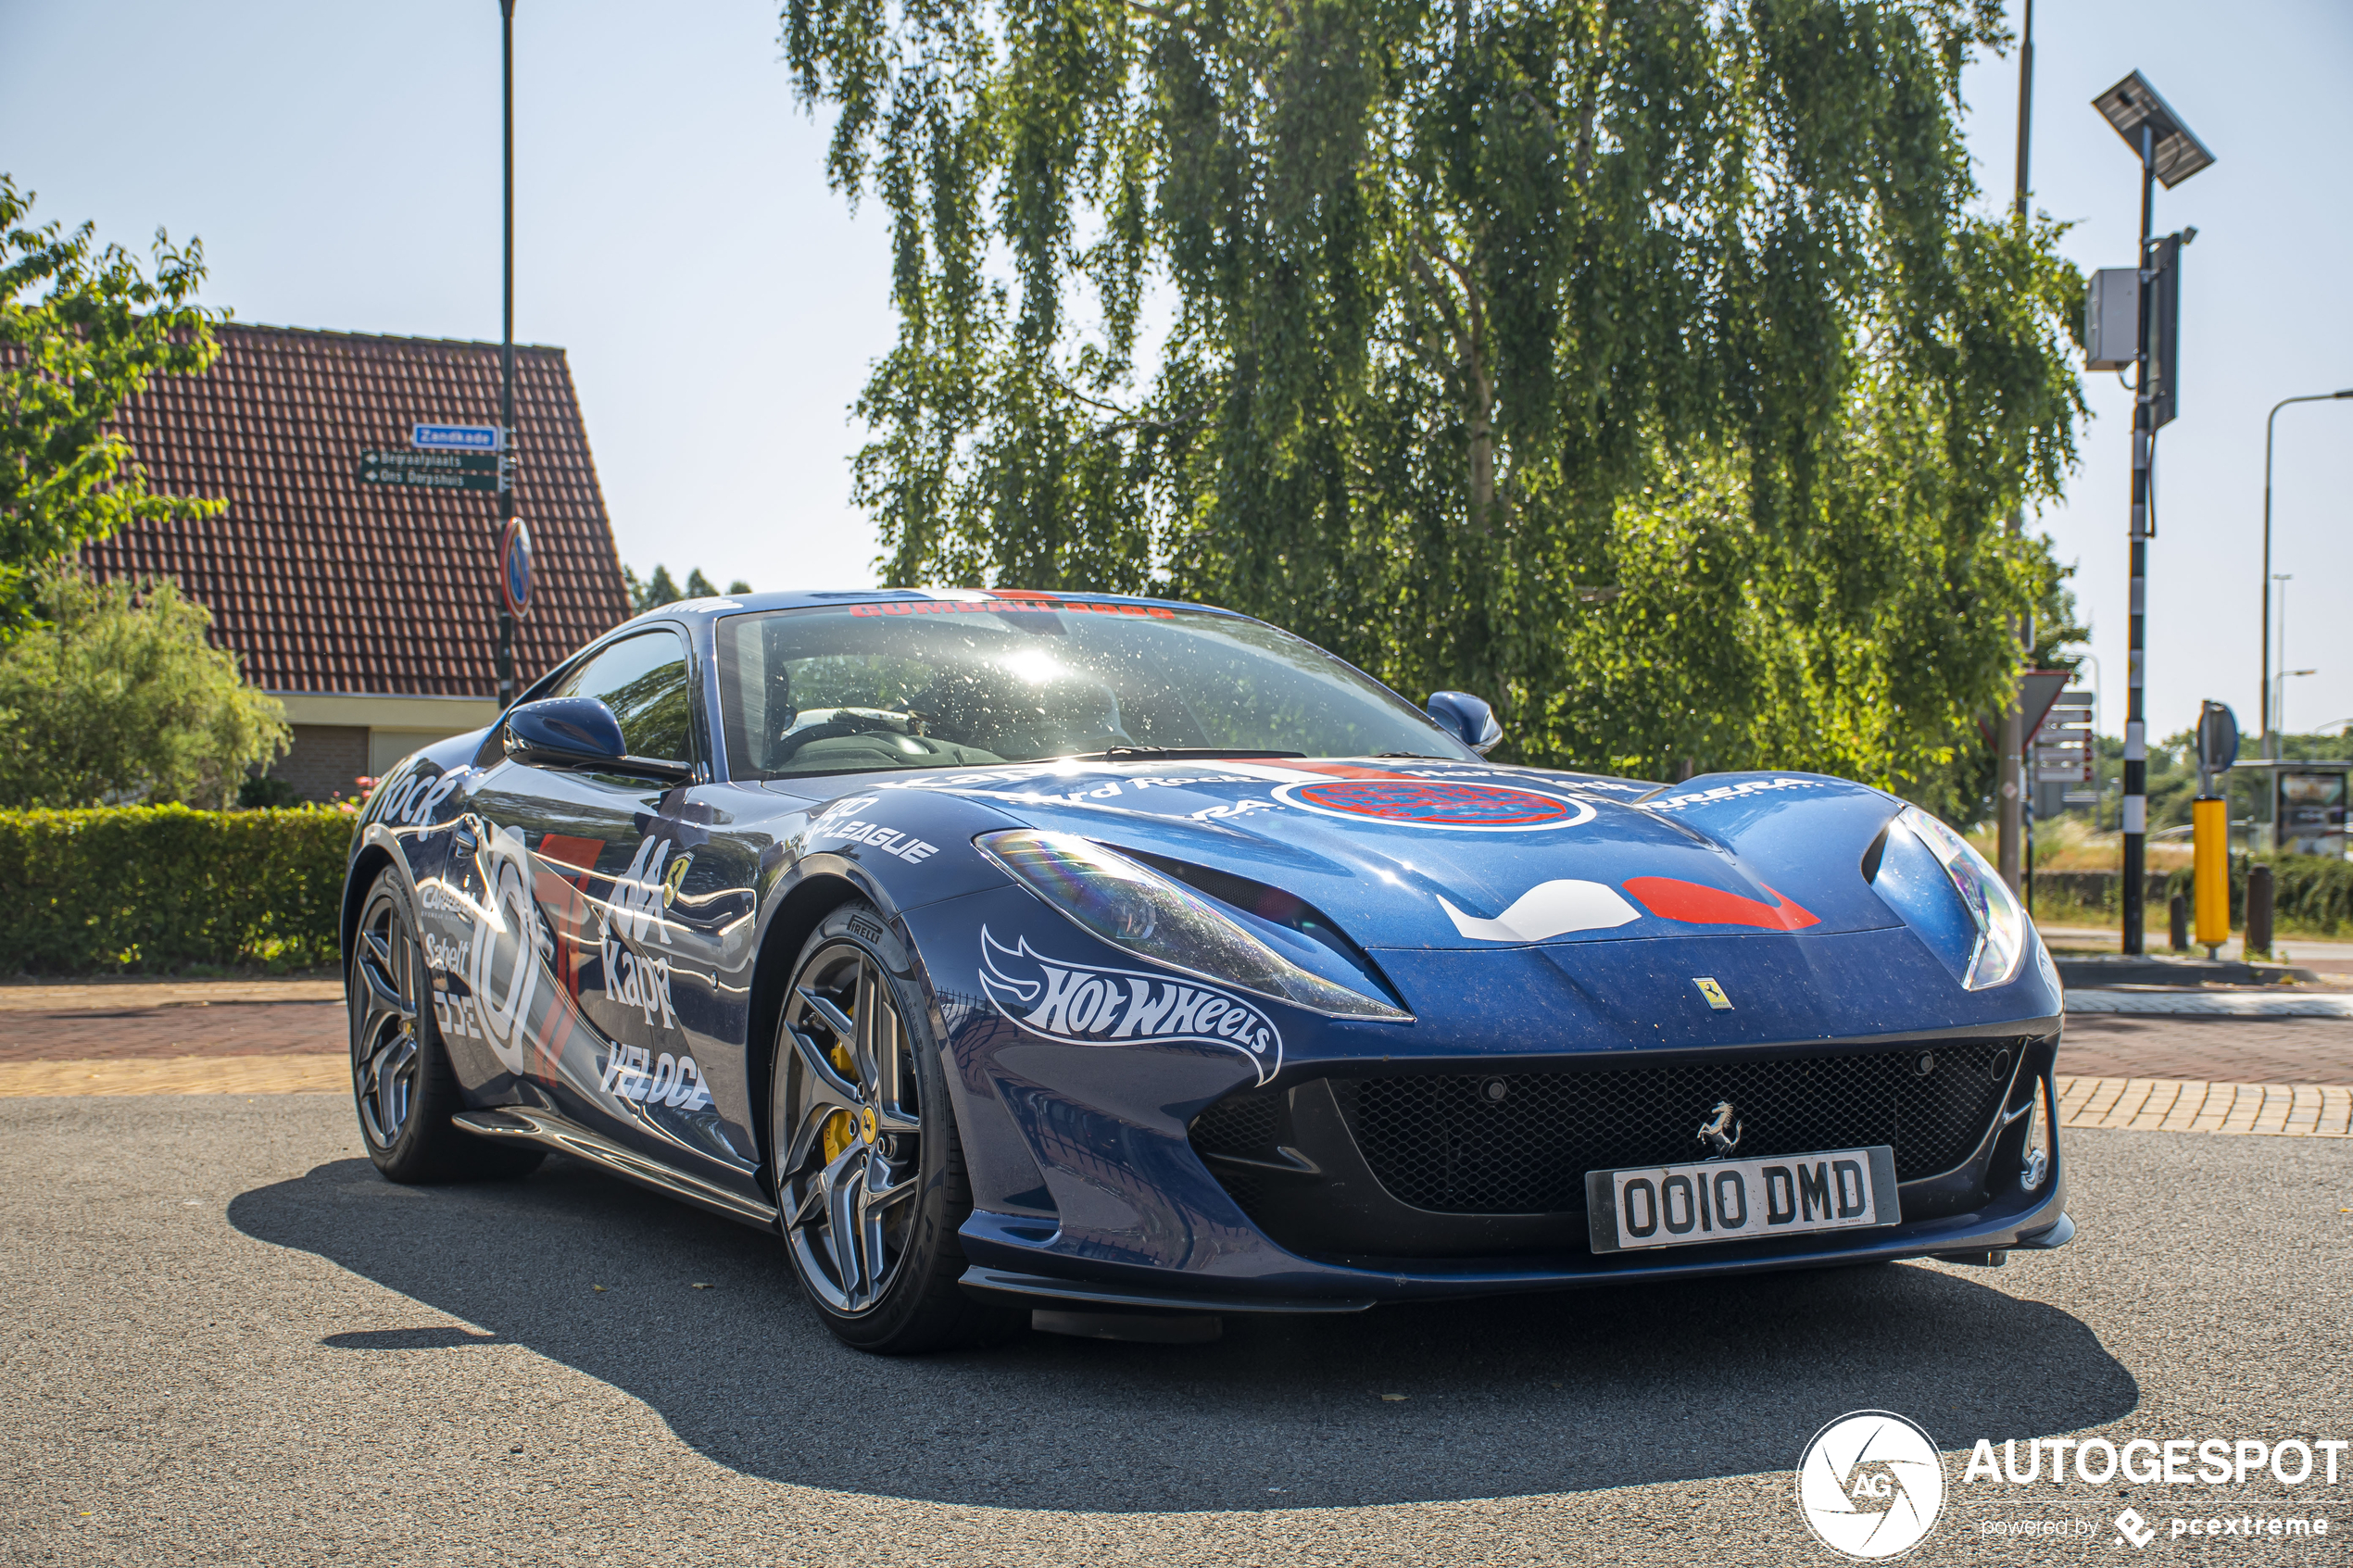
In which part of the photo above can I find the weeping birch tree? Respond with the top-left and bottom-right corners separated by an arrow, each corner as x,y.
782,0 -> 2084,797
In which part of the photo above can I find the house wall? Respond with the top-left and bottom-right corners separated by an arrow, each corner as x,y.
275,725 -> 371,803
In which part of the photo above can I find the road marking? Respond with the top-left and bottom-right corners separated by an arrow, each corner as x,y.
0,1055 -> 343,1097
2058,1075 -> 2353,1137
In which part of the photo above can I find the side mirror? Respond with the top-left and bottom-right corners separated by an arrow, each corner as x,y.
503,697 -> 690,783
1427,691 -> 1503,755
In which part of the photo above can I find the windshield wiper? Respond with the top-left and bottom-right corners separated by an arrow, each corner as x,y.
1071,746 -> 1308,761
1373,751 -> 1450,759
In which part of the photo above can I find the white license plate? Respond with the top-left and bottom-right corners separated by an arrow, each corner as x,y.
1585,1146 -> 1899,1254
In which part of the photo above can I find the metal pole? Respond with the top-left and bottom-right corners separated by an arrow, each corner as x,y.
2263,392 -> 2353,763
1996,0 -> 2035,892
2120,121 -> 2155,956
497,0 -> 518,710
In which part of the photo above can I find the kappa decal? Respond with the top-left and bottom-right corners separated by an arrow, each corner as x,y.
977,928 -> 1282,1085
1623,876 -> 1820,931
1438,879 -> 1642,942
1272,778 -> 1596,833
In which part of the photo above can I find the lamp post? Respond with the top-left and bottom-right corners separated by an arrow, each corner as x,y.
2092,71 -> 2214,956
494,0 -> 525,709
2260,391 -> 2353,759
1996,0 -> 2038,894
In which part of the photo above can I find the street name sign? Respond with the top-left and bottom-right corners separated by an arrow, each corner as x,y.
358,450 -> 499,492
412,423 -> 502,452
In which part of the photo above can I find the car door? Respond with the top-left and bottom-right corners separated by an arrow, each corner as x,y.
459,625 -> 761,1188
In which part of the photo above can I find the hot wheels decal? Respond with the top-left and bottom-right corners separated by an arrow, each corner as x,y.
1272,778 -> 1595,833
978,928 -> 1282,1085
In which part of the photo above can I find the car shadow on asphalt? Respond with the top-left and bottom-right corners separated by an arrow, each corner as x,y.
231,1155 -> 2138,1513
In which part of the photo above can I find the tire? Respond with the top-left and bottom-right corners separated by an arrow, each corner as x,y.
770,901 -> 1024,1353
348,867 -> 543,1184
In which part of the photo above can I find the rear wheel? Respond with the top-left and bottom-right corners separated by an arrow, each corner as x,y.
349,867 -> 542,1184
771,902 -> 1022,1353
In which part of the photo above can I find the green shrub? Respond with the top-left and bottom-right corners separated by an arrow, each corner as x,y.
0,804 -> 353,973
2161,854 -> 2353,937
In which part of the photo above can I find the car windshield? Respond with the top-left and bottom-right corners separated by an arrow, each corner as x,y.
712,596 -> 1478,778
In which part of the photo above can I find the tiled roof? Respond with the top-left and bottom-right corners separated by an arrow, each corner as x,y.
78,321 -> 629,697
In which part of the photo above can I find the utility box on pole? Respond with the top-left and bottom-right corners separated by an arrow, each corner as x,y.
2085,268 -> 2141,371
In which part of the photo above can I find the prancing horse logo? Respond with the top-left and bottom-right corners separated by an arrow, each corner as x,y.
1697,1100 -> 1743,1159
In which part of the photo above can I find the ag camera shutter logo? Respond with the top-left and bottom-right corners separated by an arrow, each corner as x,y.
1796,1411 -> 1947,1560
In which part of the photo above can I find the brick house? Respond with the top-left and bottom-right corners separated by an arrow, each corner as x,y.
83,322 -> 632,797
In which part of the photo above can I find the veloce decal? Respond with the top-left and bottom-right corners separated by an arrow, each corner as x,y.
1622,876 -> 1820,932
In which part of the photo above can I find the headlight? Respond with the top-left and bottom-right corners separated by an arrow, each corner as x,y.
976,830 -> 1408,1020
1871,806 -> 2028,990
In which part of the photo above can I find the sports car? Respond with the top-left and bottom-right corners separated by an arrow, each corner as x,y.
343,586 -> 2072,1353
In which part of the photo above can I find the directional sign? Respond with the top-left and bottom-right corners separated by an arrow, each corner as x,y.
358,450 -> 499,492
412,422 -> 501,452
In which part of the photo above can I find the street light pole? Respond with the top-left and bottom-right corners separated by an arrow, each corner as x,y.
497,0 -> 518,711
2120,119 -> 2156,955
1996,0 -> 2035,894
2260,391 -> 2353,759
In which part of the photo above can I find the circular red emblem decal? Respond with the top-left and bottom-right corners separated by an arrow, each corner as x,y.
1275,778 -> 1594,832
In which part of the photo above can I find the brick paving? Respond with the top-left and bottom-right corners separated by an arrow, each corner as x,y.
0,1000 -> 347,1062
2056,1012 -> 2353,1085
0,1055 -> 345,1097
2057,1075 -> 2353,1137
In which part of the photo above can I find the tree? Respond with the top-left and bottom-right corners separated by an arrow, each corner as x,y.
2,175 -> 224,633
0,571 -> 288,809
782,0 -> 2086,790
625,564 -> 752,611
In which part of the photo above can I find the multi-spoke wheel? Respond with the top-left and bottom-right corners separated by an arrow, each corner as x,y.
348,868 -> 541,1184
772,902 -> 1023,1352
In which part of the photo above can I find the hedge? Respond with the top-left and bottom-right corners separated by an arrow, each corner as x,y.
2161,853 -> 2353,937
0,805 -> 355,973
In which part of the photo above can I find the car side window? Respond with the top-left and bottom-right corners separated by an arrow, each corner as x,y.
550,629 -> 696,763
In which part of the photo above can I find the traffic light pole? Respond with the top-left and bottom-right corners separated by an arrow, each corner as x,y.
2120,121 -> 2156,956
496,0 -> 518,711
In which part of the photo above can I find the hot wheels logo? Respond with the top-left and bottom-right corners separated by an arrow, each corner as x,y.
978,928 -> 1281,1085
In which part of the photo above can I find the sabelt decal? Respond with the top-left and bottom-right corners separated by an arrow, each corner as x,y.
1271,777 -> 1596,833
977,928 -> 1282,1085
599,1044 -> 712,1110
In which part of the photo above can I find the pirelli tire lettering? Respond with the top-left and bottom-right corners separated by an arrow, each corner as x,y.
977,927 -> 1282,1085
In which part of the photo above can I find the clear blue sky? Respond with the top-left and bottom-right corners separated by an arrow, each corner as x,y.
4,0 -> 2347,745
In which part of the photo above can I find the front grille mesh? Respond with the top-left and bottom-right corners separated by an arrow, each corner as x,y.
1333,1045 -> 2016,1215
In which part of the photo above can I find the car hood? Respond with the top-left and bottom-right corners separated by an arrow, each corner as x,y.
852,758 -> 1908,952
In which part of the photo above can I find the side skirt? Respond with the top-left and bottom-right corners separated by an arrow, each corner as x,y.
453,1107 -> 779,1231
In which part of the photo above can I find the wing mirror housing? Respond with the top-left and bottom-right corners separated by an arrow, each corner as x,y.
1426,691 -> 1503,755
502,697 -> 691,783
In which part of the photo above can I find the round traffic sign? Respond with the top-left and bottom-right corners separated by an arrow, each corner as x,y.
498,516 -> 534,619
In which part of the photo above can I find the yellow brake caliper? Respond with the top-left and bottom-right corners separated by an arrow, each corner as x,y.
819,1008 -> 859,1163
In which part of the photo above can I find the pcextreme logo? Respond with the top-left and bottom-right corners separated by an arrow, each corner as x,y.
1796,1411 -> 1947,1560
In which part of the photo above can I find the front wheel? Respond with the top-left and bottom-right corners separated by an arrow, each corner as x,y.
348,867 -> 542,1184
770,902 -> 1022,1353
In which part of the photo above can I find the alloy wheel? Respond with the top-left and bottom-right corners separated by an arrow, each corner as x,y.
352,893 -> 423,1148
777,941 -> 925,1315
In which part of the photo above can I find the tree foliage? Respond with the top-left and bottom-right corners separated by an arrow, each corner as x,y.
624,564 -> 755,612
783,0 -> 2085,789
1,174 -> 223,632
0,571 -> 288,809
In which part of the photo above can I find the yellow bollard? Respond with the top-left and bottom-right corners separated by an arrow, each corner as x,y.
2193,795 -> 2229,953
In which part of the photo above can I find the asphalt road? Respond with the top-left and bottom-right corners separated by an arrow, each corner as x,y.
3,1097 -> 2348,1566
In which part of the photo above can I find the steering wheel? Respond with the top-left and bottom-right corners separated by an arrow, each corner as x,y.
768,709 -> 915,766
